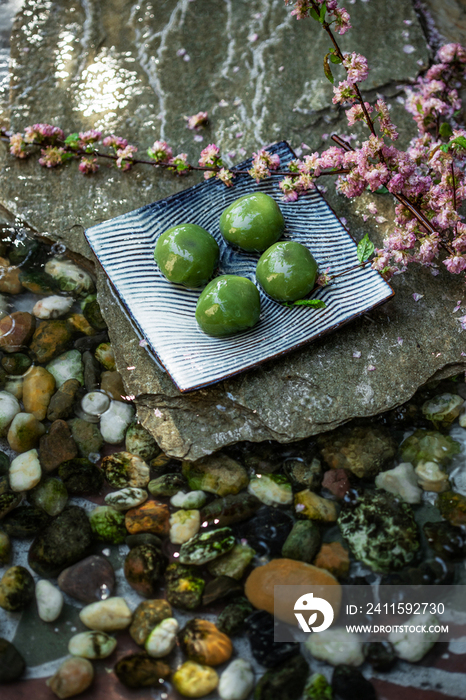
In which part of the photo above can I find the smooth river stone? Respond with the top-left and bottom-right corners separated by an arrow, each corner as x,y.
100,400 -> 135,444
244,558 -> 341,626
0,390 -> 20,436
9,448 -> 42,491
22,366 -> 55,420
125,500 -> 170,536
39,420 -> 78,472
68,631 -> 117,659
46,349 -> 84,388
0,638 -> 25,682
46,657 -> 94,699
35,579 -> 64,622
129,599 -> 173,646
79,597 -> 132,631
0,311 -> 35,353
58,555 -> 115,603
7,413 -> 46,453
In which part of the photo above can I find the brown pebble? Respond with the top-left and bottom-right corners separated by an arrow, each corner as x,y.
23,366 -> 56,420
101,370 -> 125,401
125,501 -> 170,537
47,379 -> 81,422
46,657 -> 93,699
29,320 -> 72,364
0,259 -> 22,295
313,542 -> 350,578
114,653 -> 170,689
129,599 -> 172,646
39,420 -> 78,472
58,555 -> 115,603
179,619 -> 233,666
0,312 -> 35,353
322,468 -> 351,500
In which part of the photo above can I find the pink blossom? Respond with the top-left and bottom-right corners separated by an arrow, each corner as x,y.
78,130 -> 102,147
169,153 -> 190,173
24,124 -> 64,144
198,143 -> 220,167
375,99 -> 398,140
147,140 -> 173,163
9,133 -> 27,159
317,268 -> 331,286
38,146 -> 66,168
332,80 -> 357,104
346,102 -> 372,126
116,144 -> 137,170
458,315 -> 466,330
185,111 -> 208,130
342,52 -> 368,84
364,163 -> 390,191
248,149 -> 280,183
78,156 -> 99,174
319,146 -> 344,170
437,43 -> 466,64
412,292 -> 424,301
287,0 -> 313,20
332,7 -> 352,35
444,254 -> 466,273
103,134 -> 128,149
279,176 -> 299,201
216,168 -> 234,187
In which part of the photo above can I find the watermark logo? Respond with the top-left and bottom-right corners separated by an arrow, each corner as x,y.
294,592 -> 334,633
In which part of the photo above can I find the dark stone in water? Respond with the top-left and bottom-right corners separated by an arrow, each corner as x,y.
39,419 -> 78,473
1,353 -> 32,376
365,640 -> 396,672
82,294 -> 107,331
165,562 -> 205,610
202,575 -> 243,606
424,521 -> 466,560
238,440 -> 284,473
0,491 -> 22,519
8,235 -> 39,266
217,597 -> 254,636
126,533 -> 163,550
246,610 -> 299,668
283,456 -> 322,491
114,653 -> 171,689
331,665 -> 376,700
58,457 -> 104,494
58,555 -> 115,603
2,505 -> 50,538
281,520 -> 321,563
236,507 -> 294,557
47,378 -> 81,422
82,350 -> 101,392
148,473 -> 186,497
0,638 -> 25,682
200,492 -> 261,528
0,452 -> 9,476
74,330 -> 109,352
253,654 -> 309,700
124,544 -> 164,597
28,505 -> 93,577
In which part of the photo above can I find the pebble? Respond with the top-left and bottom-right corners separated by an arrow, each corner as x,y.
415,460 -> 450,492
47,378 -> 80,421
7,412 -> 45,453
170,509 -> 201,544
2,352 -> 31,375
0,491 -> 22,520
36,579 -> 64,622
22,366 -> 55,420
322,467 -> 351,499
9,448 -> 42,491
46,656 -> 94,699
105,486 -> 148,511
182,453 -> 249,496
29,320 -> 73,363
245,558 -> 341,626
124,544 -> 164,597
0,530 -> 11,564
79,596 -> 132,631
47,349 -> 84,388
102,451 -> 150,488
58,457 -> 104,494
179,526 -> 235,565
81,294 -> 107,330
0,565 -> 35,611
294,490 -> 338,521
45,257 -> 95,297
400,428 -> 460,467
172,661 -> 219,698
165,562 -> 205,610
207,542 -> 255,580
253,654 -> 309,700
0,390 -> 20,435
337,490 -> 420,572
68,630 -> 117,659
437,490 -> 466,526
2,504 -> 50,537
281,520 -> 322,563
304,673 -> 333,700
239,507 -> 293,556
180,619 -> 233,666
0,311 -> 35,353
364,640 -> 396,672
314,541 -> 350,578
125,422 -> 160,461
58,555 -> 115,603
148,473 -> 186,497
100,370 -> 125,400
82,350 -> 101,391
201,492 -> 260,527
89,505 -> 127,544
0,259 -> 22,294
331,665 -> 376,700
217,598 -> 253,636
67,313 -> 96,335
246,610 -> 299,668
248,473 -> 293,506
33,295 -> 73,319
99,400 -> 135,444
389,612 -> 440,661
306,628 -> 365,666
39,419 -> 78,472
145,617 -> 179,657
423,520 -> 465,559
375,462 -> 422,503
129,599 -> 172,646
125,500 -> 170,536
283,456 -> 322,490
81,390 -> 110,416
5,376 -> 23,400
114,653 -> 170,688
19,268 -> 57,295
318,424 -> 397,478
171,490 -> 207,509
0,638 -> 25,682
202,575 -> 243,606
95,342 -> 116,370
422,393 -> 464,428
218,659 -> 254,700
28,505 -> 94,577
68,417 -> 103,458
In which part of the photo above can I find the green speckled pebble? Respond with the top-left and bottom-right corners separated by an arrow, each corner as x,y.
195,276 -> 260,337
256,241 -> 318,302
219,193 -> 285,252
155,224 -> 219,288
179,527 -> 236,566
89,505 -> 127,544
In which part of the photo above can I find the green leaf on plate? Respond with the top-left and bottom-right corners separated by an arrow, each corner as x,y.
284,299 -> 327,309
357,233 -> 375,263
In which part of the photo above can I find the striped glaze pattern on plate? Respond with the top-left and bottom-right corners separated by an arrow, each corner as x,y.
85,141 -> 393,393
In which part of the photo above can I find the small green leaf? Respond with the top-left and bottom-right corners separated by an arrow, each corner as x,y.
330,53 -> 342,64
374,185 -> 389,194
309,8 -> 320,20
439,144 -> 450,153
65,133 -> 79,149
319,2 -> 327,23
323,53 -> 334,84
357,233 -> 375,263
450,135 -> 466,150
439,122 -> 453,139
285,299 -> 327,309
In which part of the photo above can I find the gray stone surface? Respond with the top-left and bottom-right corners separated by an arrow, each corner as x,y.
2,0 -> 466,460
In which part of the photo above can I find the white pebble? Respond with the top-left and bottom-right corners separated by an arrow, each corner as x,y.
105,487 -> 148,511
36,580 -> 64,622
33,295 -> 73,319
415,460 -> 450,492
247,474 -> 293,506
9,448 -> 42,491
170,490 -> 207,509
306,629 -> 365,666
81,391 -> 111,417
79,597 -> 132,631
169,509 -> 201,544
0,390 -> 21,436
145,617 -> 179,657
68,630 -> 117,659
389,612 -> 440,661
219,659 -> 254,700
100,400 -> 135,444
375,462 -> 422,504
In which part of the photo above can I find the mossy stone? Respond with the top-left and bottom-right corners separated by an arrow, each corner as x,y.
68,418 -> 103,458
0,530 -> 11,565
281,520 -> 322,563
81,294 -> 107,330
148,473 -> 186,497
114,653 -> 170,689
400,429 -> 461,467
89,505 -> 127,544
124,544 -> 164,597
125,422 -> 160,462
19,269 -> 58,295
0,638 -> 25,682
256,241 -> 318,302
437,491 -> 466,527
0,491 -> 22,519
195,275 -> 260,337
129,599 -> 172,646
253,654 -> 309,700
58,458 -> 104,494
219,193 -> 285,252
28,477 -> 68,516
154,223 -> 219,288
2,505 -> 51,538
217,597 -> 254,636
178,527 -> 236,566
0,566 -> 35,612
165,562 -> 205,610
1,353 -> 32,376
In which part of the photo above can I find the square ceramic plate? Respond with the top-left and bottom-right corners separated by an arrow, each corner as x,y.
85,141 -> 393,393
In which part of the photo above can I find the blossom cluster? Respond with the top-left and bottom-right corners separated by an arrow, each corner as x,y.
248,149 -> 280,182
285,0 -> 351,35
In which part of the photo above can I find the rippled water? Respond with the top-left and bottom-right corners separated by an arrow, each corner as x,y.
0,0 -> 24,112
